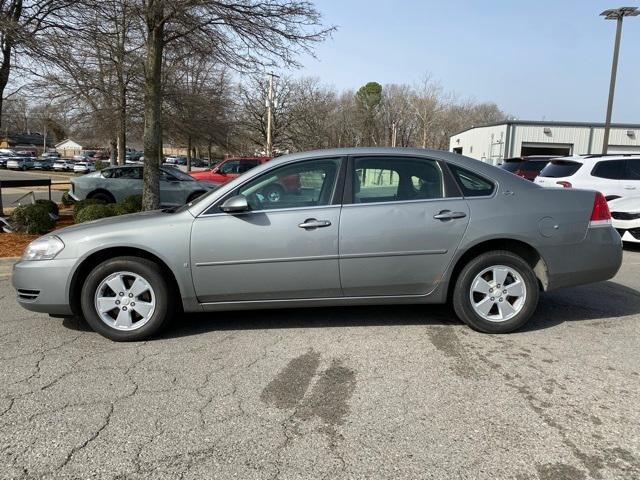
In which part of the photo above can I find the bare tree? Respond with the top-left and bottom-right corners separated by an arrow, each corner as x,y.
135,0 -> 334,210
0,0 -> 77,130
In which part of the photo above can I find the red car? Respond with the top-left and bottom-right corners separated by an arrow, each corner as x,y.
190,156 -> 300,202
500,155 -> 556,181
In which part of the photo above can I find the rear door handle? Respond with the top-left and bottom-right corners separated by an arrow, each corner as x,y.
298,218 -> 332,229
624,185 -> 637,190
433,210 -> 467,221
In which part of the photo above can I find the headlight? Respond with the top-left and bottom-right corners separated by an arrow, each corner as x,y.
22,235 -> 65,261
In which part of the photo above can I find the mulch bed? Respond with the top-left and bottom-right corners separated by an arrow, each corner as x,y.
0,207 -> 75,258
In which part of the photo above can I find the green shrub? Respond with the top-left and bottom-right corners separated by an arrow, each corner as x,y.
61,191 -> 74,207
74,204 -> 118,224
95,160 -> 105,171
11,204 -> 56,234
73,198 -> 106,221
35,199 -> 59,217
116,194 -> 143,214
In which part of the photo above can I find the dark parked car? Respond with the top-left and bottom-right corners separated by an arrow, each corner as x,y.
500,156 -> 556,181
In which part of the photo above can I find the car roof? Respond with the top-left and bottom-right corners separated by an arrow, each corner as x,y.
548,154 -> 640,166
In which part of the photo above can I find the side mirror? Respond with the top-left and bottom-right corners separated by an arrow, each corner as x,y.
220,194 -> 250,213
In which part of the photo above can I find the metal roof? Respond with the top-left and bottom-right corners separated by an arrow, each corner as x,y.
452,120 -> 640,137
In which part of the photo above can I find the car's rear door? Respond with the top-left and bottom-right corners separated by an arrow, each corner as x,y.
190,157 -> 345,303
587,160 -> 625,199
338,155 -> 470,297
623,159 -> 640,195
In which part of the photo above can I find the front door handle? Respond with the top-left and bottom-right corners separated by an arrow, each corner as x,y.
298,218 -> 332,229
624,185 -> 637,190
433,210 -> 467,221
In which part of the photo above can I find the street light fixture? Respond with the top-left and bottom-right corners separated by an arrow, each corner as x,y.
600,6 -> 639,154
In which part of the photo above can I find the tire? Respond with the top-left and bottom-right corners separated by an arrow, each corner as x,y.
452,250 -> 539,334
80,256 -> 175,341
88,191 -> 116,203
263,184 -> 285,203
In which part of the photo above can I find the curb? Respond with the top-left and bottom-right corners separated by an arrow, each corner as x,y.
0,256 -> 19,279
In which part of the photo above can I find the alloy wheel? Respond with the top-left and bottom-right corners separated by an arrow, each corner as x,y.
94,271 -> 156,331
469,265 -> 527,322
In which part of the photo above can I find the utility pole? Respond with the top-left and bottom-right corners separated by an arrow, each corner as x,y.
265,73 -> 279,157
391,122 -> 397,147
600,7 -> 638,154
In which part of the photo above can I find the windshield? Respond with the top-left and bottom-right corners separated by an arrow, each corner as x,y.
500,162 -> 521,172
162,167 -> 195,182
538,160 -> 582,178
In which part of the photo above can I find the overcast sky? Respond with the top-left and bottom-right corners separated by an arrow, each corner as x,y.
294,0 -> 640,123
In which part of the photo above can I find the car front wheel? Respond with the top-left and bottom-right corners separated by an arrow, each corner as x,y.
80,256 -> 174,341
453,250 -> 539,333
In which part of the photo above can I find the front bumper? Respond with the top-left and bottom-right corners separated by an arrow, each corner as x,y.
541,226 -> 623,291
12,258 -> 76,315
612,218 -> 640,244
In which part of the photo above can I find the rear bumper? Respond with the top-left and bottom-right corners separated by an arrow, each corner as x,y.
12,259 -> 75,315
542,226 -> 623,291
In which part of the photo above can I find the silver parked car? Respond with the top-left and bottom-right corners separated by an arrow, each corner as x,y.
13,148 -> 622,341
69,165 -> 219,205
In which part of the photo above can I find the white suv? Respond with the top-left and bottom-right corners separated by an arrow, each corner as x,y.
534,154 -> 640,200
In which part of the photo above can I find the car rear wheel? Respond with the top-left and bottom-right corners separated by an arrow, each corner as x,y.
80,256 -> 174,341
88,191 -> 115,203
453,250 -> 539,333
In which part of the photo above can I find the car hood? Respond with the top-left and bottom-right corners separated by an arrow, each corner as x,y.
55,209 -> 175,238
189,170 -> 214,179
608,196 -> 640,212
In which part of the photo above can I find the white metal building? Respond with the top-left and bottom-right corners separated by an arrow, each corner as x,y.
449,120 -> 640,165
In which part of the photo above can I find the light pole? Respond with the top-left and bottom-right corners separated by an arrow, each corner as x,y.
600,7 -> 638,154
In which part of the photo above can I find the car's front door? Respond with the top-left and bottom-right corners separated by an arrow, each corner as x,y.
339,156 -> 471,297
190,157 -> 344,303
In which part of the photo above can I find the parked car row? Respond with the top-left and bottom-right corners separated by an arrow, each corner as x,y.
499,153 -> 640,245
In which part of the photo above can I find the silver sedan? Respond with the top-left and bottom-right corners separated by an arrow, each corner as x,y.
70,165 -> 218,205
13,148 -> 622,341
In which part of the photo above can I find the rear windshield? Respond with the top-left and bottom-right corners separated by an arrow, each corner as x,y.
520,160 -> 549,173
538,160 -> 582,178
500,162 -> 521,172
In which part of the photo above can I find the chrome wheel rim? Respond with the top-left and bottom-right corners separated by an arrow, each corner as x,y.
469,265 -> 526,323
94,271 -> 156,331
267,189 -> 281,202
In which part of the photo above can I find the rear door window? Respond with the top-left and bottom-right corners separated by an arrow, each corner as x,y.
238,160 -> 261,173
539,161 -> 582,178
591,160 -> 626,179
353,157 -> 445,204
625,159 -> 640,180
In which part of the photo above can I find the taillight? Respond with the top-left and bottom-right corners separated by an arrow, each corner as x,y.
556,181 -> 572,188
589,192 -> 611,227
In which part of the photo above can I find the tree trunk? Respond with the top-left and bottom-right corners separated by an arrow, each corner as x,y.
110,138 -> 117,166
117,84 -> 127,165
186,135 -> 192,172
0,43 -> 13,133
142,16 -> 164,210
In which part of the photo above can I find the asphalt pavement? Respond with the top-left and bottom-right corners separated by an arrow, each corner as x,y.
1,248 -> 639,479
0,169 -> 70,209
